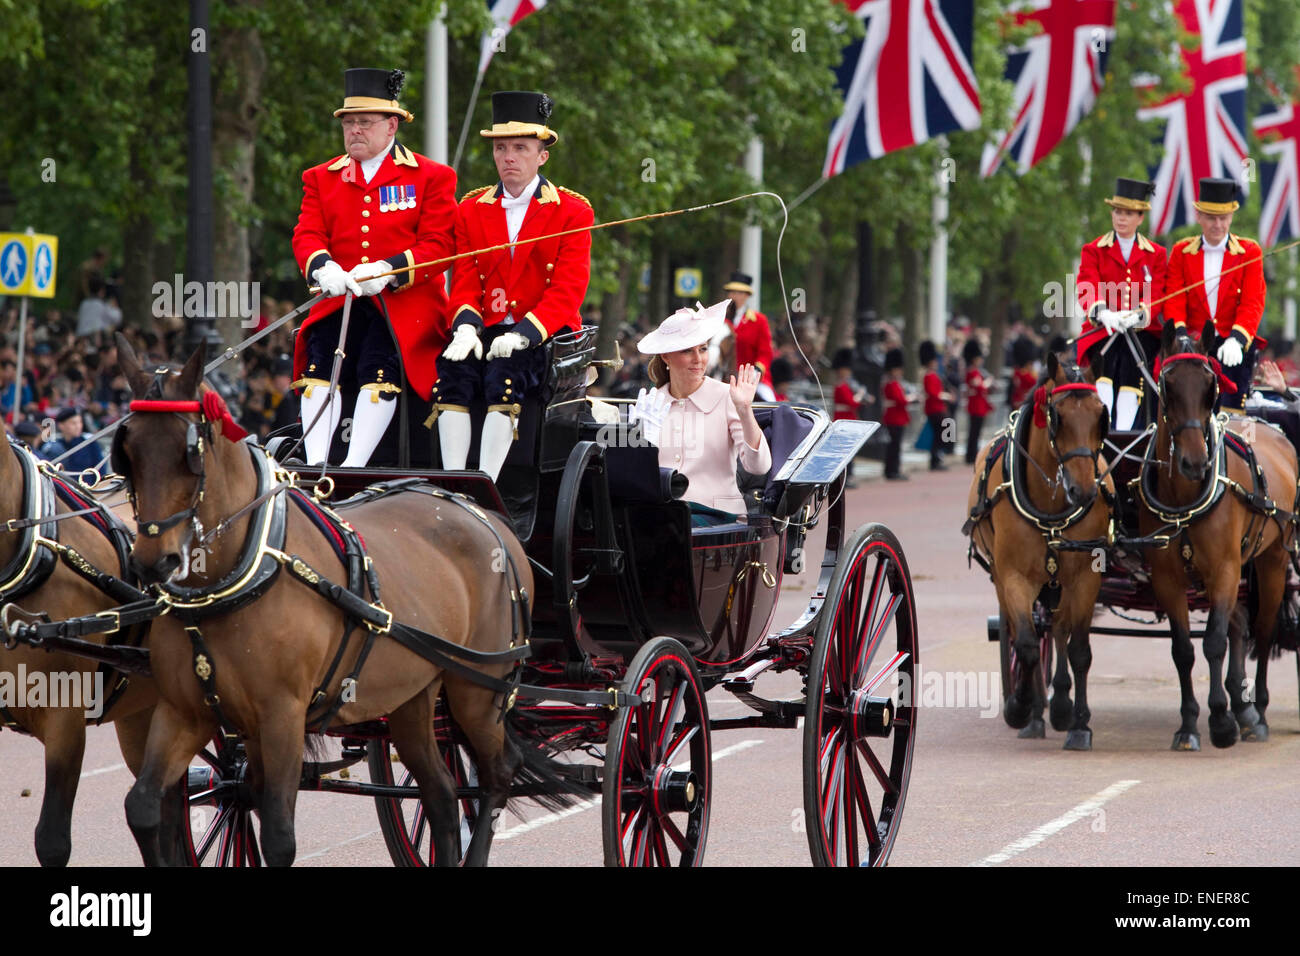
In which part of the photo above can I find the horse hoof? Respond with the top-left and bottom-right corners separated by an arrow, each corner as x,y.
1063,729 -> 1092,751
1049,695 -> 1073,733
1209,713 -> 1238,749
1171,732 -> 1201,751
1241,722 -> 1270,743
1003,696 -> 1032,730
1017,718 -> 1045,739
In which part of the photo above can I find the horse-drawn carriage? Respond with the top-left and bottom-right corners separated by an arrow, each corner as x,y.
1,323 -> 917,867
967,326 -> 1300,752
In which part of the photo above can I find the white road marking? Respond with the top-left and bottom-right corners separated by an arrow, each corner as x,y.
495,738 -> 766,841
297,827 -> 381,862
971,779 -> 1141,867
80,762 -> 127,779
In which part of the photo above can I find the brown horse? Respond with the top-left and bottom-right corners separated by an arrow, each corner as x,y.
0,441 -> 187,865
113,338 -> 543,866
967,351 -> 1113,749
1137,324 -> 1298,749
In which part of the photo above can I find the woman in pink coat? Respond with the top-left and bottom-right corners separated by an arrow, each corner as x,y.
633,300 -> 772,524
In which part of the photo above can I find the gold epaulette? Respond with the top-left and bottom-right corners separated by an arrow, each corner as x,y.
1175,235 -> 1202,255
1227,234 -> 1246,255
1096,231 -> 1115,248
558,186 -> 592,207
326,155 -> 351,172
1136,233 -> 1155,253
463,185 -> 494,203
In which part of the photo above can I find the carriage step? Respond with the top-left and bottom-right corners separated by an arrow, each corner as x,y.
722,684 -> 804,721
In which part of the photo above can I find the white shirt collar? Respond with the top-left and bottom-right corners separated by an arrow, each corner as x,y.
359,138 -> 395,184
1202,235 -> 1228,252
501,175 -> 540,206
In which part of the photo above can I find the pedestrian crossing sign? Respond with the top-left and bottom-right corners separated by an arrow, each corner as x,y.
0,233 -> 58,298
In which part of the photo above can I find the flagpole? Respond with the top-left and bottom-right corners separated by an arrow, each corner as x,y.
451,66 -> 487,175
740,133 -> 764,312
928,138 -> 949,345
788,175 -> 829,212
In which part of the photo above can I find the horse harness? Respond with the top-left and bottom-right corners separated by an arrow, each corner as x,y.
10,389 -> 645,741
0,438 -> 147,732
963,385 -> 1115,590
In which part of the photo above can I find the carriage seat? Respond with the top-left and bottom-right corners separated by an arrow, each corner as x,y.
738,404 -> 816,514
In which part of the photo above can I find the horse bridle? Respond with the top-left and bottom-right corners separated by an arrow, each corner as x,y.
1042,382 -> 1107,467
113,399 -> 212,542
1155,351 -> 1221,454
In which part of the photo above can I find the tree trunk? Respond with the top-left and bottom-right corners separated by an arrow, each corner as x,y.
595,227 -> 633,371
824,251 -> 857,358
649,237 -> 669,329
120,140 -> 157,331
211,3 -> 266,351
897,221 -> 925,380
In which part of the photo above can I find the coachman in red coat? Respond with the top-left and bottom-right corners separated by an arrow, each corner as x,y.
1075,177 -> 1167,430
291,68 -> 457,466
1164,177 -> 1266,411
430,91 -> 593,480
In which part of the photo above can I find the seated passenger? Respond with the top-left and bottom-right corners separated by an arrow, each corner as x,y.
632,301 -> 772,525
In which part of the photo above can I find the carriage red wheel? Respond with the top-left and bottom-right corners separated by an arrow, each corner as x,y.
803,524 -> 917,867
602,637 -> 711,867
369,739 -> 478,867
183,737 -> 262,867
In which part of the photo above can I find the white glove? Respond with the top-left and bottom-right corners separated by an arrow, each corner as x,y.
349,261 -> 392,296
1218,337 -> 1244,367
487,331 -> 530,360
443,324 -> 483,362
629,387 -> 671,447
313,260 -> 361,298
1096,309 -> 1123,335
1114,310 -> 1142,331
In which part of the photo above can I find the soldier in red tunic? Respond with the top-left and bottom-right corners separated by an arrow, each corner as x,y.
723,272 -> 776,401
1008,337 -> 1038,413
882,348 -> 910,481
920,340 -> 952,471
963,338 -> 992,465
1074,177 -> 1168,430
1164,177 -> 1266,411
291,68 -> 457,466
431,91 -> 593,480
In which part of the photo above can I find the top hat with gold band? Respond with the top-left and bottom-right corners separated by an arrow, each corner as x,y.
1194,177 -> 1241,214
333,68 -> 414,122
723,271 -> 753,294
1103,177 -> 1154,211
480,91 -> 559,146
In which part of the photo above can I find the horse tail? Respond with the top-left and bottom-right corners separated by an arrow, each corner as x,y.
503,717 -> 582,814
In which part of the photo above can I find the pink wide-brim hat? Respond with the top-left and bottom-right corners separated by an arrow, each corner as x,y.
637,300 -> 729,355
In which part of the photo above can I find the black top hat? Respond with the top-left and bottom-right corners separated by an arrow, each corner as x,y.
1104,177 -> 1154,212
962,338 -> 984,363
1195,177 -> 1240,214
884,347 -> 905,371
918,340 -> 939,365
723,271 -> 754,295
832,347 -> 855,370
334,68 -> 413,122
480,91 -> 558,146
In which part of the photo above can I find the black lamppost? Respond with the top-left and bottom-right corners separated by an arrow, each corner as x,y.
184,0 -> 218,357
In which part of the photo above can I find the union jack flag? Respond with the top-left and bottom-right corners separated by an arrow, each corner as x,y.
1253,74 -> 1300,246
1136,0 -> 1248,235
477,0 -> 549,75
822,0 -> 980,177
980,0 -> 1116,177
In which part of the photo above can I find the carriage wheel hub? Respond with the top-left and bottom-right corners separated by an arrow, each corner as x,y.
651,766 -> 700,814
849,691 -> 894,740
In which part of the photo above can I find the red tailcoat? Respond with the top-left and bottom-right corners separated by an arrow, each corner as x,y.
1164,233 -> 1266,345
1075,231 -> 1168,360
291,142 -> 457,400
448,176 -> 593,345
729,308 -> 775,389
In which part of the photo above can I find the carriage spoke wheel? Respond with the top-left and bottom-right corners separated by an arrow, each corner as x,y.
184,737 -> 262,867
603,637 -> 711,867
803,524 -> 917,867
369,739 -> 479,867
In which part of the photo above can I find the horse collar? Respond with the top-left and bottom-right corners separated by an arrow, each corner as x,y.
1137,415 -> 1227,524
